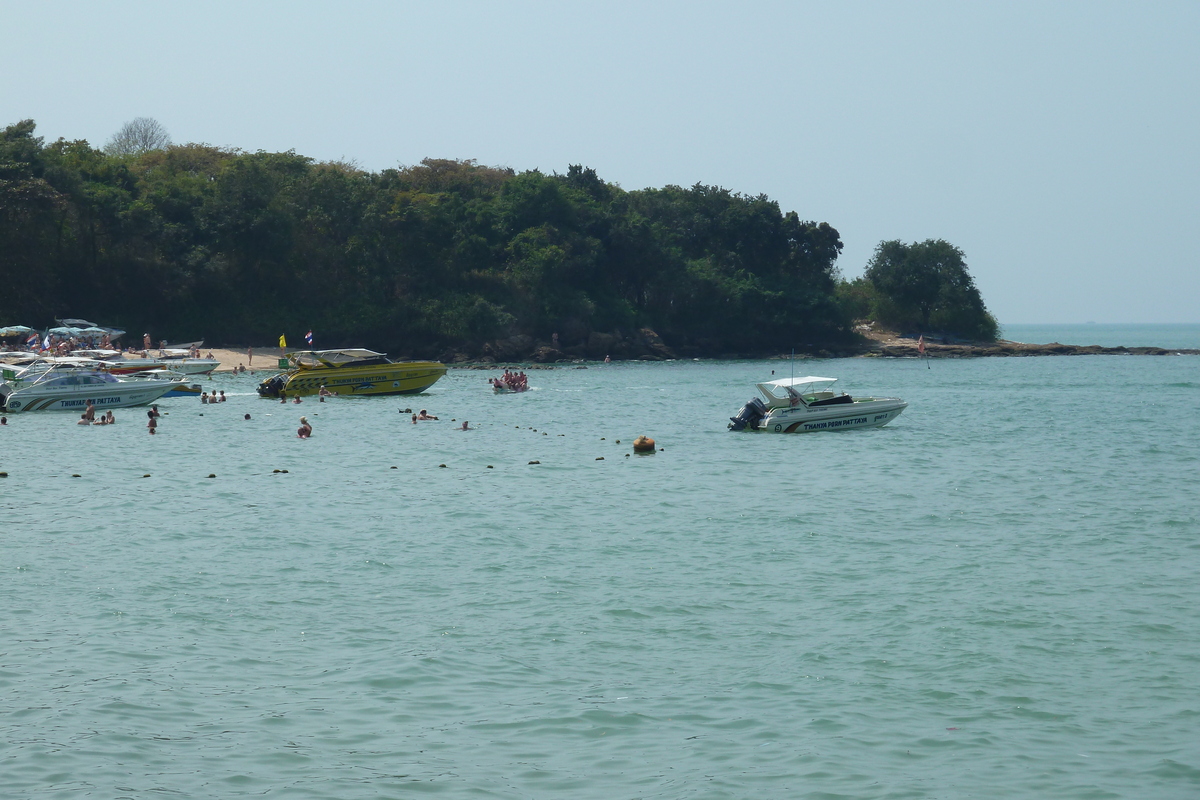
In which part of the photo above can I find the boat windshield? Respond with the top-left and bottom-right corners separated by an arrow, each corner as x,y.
756,376 -> 839,408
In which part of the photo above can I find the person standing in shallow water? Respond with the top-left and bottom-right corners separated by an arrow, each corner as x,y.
297,416 -> 312,438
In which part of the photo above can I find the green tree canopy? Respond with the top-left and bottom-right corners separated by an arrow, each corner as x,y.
861,238 -> 998,340
3,119 -> 1003,357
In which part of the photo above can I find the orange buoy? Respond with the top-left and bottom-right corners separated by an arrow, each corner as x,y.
632,435 -> 655,453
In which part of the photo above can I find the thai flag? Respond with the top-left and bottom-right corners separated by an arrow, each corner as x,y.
42,334 -> 50,350
305,330 -> 313,345
26,332 -> 38,347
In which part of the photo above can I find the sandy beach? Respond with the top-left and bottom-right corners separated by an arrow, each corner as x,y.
206,347 -> 288,373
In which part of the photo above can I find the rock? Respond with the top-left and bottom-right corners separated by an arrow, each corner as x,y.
532,346 -> 563,363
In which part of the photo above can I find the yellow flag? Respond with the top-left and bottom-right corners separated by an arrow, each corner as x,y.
279,334 -> 287,348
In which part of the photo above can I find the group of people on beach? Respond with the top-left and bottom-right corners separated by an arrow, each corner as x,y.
491,369 -> 528,392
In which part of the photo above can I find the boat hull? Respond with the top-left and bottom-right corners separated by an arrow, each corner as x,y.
757,398 -> 907,433
259,361 -> 447,398
1,381 -> 181,412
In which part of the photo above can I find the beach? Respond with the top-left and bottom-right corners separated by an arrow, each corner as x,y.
206,346 -> 286,373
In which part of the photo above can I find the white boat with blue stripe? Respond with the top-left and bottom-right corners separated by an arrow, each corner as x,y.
0,361 -> 186,412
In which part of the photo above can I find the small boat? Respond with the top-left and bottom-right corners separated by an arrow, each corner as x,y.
728,376 -> 907,433
490,378 -> 528,394
0,362 -> 188,412
126,368 -> 202,397
256,349 -> 446,398
71,349 -> 219,376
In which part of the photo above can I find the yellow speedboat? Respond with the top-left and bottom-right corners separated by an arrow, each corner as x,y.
256,349 -> 446,398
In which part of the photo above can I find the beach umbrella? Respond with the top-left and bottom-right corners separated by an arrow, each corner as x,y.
57,318 -> 97,328
0,325 -> 34,336
81,327 -> 108,334
49,326 -> 85,336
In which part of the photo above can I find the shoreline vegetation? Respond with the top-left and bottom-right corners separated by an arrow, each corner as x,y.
5,119 -> 999,360
5,120 -> 1190,363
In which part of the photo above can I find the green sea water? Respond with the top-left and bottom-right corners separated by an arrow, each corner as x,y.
3,332 -> 1200,798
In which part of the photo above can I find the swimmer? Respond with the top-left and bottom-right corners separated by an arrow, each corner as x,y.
460,420 -> 471,430
106,410 -> 115,423
411,413 -> 417,424
297,416 -> 312,438
77,414 -> 90,425
201,391 -> 209,404
219,390 -> 226,402
417,409 -> 438,420
0,416 -> 7,425
292,396 -> 302,404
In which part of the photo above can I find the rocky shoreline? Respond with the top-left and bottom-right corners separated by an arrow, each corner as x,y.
850,328 -> 1199,359
441,327 -> 1199,364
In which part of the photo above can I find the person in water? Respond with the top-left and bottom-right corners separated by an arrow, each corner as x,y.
417,409 -> 438,420
460,420 -> 471,430
297,416 -> 312,438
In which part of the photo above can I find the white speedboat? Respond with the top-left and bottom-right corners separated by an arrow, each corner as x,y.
728,376 -> 907,433
0,363 -> 187,412
71,349 -> 219,376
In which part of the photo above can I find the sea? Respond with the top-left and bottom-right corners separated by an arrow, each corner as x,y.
3,324 -> 1199,799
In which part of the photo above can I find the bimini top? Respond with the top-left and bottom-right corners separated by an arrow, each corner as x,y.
290,349 -> 390,368
762,376 -> 837,389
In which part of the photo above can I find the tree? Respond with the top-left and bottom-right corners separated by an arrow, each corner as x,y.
105,117 -> 171,156
863,239 -> 998,340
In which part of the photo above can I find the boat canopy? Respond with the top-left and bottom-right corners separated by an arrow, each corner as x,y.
763,376 -> 837,389
291,349 -> 388,367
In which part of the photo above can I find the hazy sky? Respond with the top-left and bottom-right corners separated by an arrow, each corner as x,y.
4,1 -> 1197,323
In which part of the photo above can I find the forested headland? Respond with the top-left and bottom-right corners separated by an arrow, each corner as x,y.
0,119 -> 997,360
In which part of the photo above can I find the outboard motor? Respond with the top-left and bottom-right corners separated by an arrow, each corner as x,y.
728,397 -> 767,431
256,375 -> 287,398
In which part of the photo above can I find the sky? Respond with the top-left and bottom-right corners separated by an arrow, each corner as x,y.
3,0 -> 1197,323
